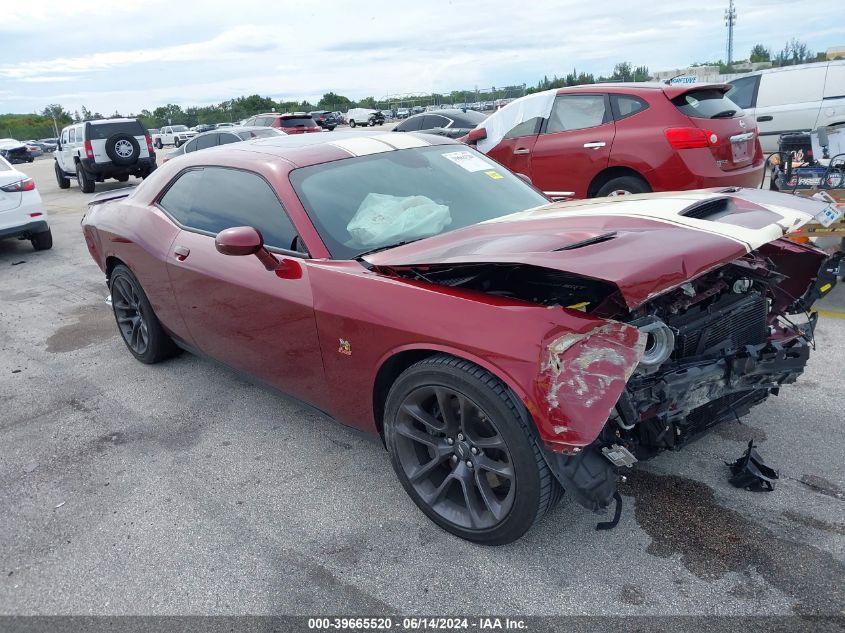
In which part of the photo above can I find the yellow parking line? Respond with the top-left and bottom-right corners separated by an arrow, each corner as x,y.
813,309 -> 845,320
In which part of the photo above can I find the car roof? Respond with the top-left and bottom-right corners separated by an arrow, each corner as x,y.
188,125 -> 283,138
201,130 -> 457,168
551,81 -> 730,98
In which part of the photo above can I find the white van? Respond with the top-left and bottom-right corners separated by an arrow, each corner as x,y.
727,60 -> 845,153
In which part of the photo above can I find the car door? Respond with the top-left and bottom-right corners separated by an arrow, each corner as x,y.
485,116 -> 544,181
159,166 -> 328,408
58,128 -> 71,171
754,66 -> 826,150
528,93 -> 615,198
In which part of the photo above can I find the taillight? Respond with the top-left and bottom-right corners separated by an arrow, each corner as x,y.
145,134 -> 155,153
664,127 -> 719,149
1,177 -> 35,192
83,139 -> 94,159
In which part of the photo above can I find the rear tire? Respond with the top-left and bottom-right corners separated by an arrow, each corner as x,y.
384,354 -> 561,545
115,174 -> 130,182
154,139 -> 163,149
55,161 -> 70,189
595,175 -> 650,197
31,228 -> 53,251
76,163 -> 95,193
109,264 -> 180,364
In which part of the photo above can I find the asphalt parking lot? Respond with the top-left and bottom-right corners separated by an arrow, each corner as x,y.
1,155 -> 844,620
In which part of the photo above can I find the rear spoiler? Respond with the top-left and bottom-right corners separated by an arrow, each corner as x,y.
662,83 -> 731,99
87,186 -> 136,207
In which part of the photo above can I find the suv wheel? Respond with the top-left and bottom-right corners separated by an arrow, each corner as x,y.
31,228 -> 53,251
76,163 -> 95,193
105,133 -> 140,166
596,175 -> 650,197
54,161 -> 70,189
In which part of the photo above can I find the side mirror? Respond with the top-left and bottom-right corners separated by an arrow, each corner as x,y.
466,127 -> 487,144
215,226 -> 279,271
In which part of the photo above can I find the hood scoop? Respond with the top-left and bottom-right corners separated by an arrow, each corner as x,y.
554,231 -> 618,251
680,196 -> 733,220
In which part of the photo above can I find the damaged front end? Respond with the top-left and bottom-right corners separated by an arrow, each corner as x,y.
548,240 -> 836,522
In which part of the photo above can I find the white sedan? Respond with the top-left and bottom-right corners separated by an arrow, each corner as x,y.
0,156 -> 52,250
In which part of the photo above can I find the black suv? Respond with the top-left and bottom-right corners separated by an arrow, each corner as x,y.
309,111 -> 338,131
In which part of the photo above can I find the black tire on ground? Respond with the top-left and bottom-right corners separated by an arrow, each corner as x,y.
349,120 -> 357,128
595,175 -> 651,197
55,161 -> 70,189
109,264 -> 180,364
174,139 -> 182,148
115,174 -> 130,182
384,354 -> 561,545
104,133 -> 140,166
76,163 -> 95,193
31,228 -> 53,251
154,138 -> 163,149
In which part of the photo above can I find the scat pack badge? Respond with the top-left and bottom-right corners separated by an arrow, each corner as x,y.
338,338 -> 352,356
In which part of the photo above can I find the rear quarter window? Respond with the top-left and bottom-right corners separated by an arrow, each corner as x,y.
671,89 -> 744,119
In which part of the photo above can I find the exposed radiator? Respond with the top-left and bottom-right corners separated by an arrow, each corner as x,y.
668,291 -> 768,359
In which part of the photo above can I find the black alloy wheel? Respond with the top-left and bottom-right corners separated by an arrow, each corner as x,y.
393,384 -> 516,529
111,273 -> 150,356
108,264 -> 180,364
385,355 -> 561,544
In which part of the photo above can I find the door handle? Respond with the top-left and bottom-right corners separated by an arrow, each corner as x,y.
173,245 -> 190,261
756,115 -> 773,122
513,148 -> 531,155
583,142 -> 606,149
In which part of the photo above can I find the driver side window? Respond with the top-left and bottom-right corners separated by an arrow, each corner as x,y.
158,167 -> 303,253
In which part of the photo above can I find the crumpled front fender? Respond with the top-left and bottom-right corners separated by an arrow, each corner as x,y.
532,321 -> 646,451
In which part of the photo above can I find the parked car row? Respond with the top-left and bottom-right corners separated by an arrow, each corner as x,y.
163,126 -> 284,162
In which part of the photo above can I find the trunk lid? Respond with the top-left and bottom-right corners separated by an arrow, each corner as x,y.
365,189 -> 831,308
668,85 -> 761,172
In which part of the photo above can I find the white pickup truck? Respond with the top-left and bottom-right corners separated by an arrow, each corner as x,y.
152,125 -> 196,149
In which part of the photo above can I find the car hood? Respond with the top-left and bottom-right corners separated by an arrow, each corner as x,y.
364,188 -> 831,308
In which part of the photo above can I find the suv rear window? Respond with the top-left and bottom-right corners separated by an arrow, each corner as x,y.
88,121 -> 146,139
280,117 -> 318,129
671,89 -> 744,119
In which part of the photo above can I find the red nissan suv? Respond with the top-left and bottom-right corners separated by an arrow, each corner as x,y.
242,112 -> 322,134
464,83 -> 764,198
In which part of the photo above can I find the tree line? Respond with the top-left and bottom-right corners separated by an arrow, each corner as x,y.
2,42 -> 835,141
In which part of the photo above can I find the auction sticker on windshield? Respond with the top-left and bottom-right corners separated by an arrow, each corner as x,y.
442,150 -> 492,172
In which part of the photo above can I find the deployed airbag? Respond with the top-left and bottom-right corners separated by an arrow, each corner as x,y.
347,193 -> 451,246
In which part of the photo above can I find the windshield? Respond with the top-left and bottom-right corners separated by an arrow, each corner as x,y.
671,89 -> 744,119
290,145 -> 548,259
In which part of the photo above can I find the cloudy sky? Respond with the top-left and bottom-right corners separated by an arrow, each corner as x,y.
2,0 -> 842,115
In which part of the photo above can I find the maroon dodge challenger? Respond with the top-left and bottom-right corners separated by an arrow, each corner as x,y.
81,132 -> 839,544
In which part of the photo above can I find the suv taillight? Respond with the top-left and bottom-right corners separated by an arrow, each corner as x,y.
0,177 -> 35,192
145,134 -> 155,154
664,127 -> 719,149
83,139 -> 95,159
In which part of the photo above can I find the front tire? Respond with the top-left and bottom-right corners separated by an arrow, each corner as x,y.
154,139 -> 163,149
76,163 -> 95,193
31,228 -> 53,251
595,175 -> 650,197
109,264 -> 180,364
349,120 -> 356,128
384,355 -> 561,545
55,161 -> 70,189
